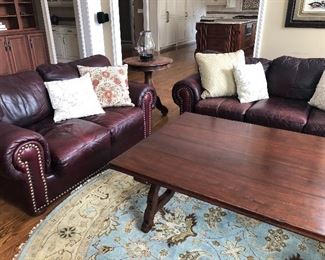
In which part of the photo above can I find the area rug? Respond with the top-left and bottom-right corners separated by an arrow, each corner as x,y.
17,169 -> 325,260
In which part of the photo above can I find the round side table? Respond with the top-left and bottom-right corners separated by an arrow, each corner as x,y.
123,55 -> 173,116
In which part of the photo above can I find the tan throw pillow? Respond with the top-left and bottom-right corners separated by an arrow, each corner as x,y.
196,50 -> 245,99
78,65 -> 134,108
309,70 -> 325,110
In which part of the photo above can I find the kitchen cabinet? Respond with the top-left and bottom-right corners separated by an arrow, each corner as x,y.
52,26 -> 79,62
205,0 -> 237,8
196,21 -> 257,57
158,0 -> 176,48
155,0 -> 205,50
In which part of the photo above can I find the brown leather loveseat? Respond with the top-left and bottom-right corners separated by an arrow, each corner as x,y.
173,56 -> 325,136
0,55 -> 155,215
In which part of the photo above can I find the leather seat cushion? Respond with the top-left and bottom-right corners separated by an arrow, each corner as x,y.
28,118 -> 111,176
303,109 -> 325,137
195,97 -> 254,121
245,97 -> 310,132
217,98 -> 255,121
195,98 -> 227,117
84,107 -> 144,159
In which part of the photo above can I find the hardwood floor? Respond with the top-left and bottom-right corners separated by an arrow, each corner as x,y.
0,44 -> 197,259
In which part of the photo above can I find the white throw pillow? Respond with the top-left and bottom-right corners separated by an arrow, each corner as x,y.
309,70 -> 325,111
196,50 -> 245,99
45,74 -> 105,122
233,62 -> 269,103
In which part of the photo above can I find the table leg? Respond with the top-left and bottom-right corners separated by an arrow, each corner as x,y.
141,184 -> 175,233
155,96 -> 169,116
144,71 -> 169,117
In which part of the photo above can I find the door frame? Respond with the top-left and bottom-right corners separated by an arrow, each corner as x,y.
40,0 -> 87,63
253,0 -> 266,58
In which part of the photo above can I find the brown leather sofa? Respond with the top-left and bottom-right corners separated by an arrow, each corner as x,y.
0,55 -> 155,215
173,56 -> 325,136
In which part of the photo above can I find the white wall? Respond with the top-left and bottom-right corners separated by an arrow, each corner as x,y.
259,0 -> 325,59
101,0 -> 114,61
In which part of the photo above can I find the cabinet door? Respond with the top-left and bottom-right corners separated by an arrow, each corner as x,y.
175,0 -> 186,17
52,30 -> 64,58
0,37 -> 13,75
166,0 -> 175,16
63,33 -> 79,60
28,33 -> 49,68
6,34 -> 33,73
158,0 -> 166,17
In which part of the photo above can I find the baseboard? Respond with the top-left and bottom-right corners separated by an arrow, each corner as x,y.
159,41 -> 196,54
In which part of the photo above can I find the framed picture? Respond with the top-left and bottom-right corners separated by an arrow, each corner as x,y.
285,0 -> 325,28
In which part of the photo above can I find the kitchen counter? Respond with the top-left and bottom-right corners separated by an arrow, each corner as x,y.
199,19 -> 257,24
196,20 -> 257,56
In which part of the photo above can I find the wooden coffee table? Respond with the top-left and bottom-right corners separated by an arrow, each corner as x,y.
110,113 -> 325,242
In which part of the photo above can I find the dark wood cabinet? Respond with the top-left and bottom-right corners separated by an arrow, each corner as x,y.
7,34 -> 33,73
0,36 -> 13,75
28,33 -> 49,68
0,0 -> 49,75
0,32 -> 48,75
196,21 -> 257,57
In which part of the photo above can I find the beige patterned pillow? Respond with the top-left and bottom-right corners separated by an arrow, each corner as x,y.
77,65 -> 134,108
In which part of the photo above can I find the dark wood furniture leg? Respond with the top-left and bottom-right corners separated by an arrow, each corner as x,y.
144,71 -> 169,116
141,184 -> 175,233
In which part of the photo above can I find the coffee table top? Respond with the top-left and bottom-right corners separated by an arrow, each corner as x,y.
110,112 -> 325,242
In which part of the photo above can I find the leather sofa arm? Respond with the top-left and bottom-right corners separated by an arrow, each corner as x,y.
128,81 -> 156,137
0,122 -> 50,181
172,73 -> 203,114
128,81 -> 156,108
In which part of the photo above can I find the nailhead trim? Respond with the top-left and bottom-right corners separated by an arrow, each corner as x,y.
17,143 -> 49,213
17,145 -> 110,214
142,91 -> 154,138
34,162 -> 110,212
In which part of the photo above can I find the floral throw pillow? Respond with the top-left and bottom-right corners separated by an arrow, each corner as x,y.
77,65 -> 134,108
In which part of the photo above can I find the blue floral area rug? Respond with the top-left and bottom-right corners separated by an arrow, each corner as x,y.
17,169 -> 325,259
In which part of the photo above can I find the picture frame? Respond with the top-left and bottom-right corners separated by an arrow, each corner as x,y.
285,0 -> 325,28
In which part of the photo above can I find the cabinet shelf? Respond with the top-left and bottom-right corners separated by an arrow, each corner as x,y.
0,0 -> 37,31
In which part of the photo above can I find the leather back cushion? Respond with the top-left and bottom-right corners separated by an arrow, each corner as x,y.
245,57 -> 272,72
266,56 -> 325,100
0,71 -> 52,126
37,55 -> 111,81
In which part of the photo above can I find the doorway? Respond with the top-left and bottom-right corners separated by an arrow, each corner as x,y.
119,0 -> 144,59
